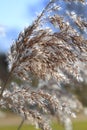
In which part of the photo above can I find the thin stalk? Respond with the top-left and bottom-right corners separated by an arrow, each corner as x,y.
0,71 -> 12,99
17,118 -> 25,130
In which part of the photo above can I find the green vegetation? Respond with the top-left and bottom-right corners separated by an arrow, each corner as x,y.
0,125 -> 37,130
73,121 -> 87,130
0,121 -> 87,130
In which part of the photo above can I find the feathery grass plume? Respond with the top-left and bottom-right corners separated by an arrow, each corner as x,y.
0,82 -> 82,130
7,0 -> 87,84
0,0 -> 87,130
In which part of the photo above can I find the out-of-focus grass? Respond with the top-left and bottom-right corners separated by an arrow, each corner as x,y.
0,125 -> 37,130
73,121 -> 87,130
0,121 -> 87,130
52,121 -> 87,130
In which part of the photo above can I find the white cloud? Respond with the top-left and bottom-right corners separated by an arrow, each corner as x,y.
0,25 -> 6,37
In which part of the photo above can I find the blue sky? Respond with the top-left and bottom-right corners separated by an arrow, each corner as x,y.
1,0 -> 86,53
0,0 -> 48,53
